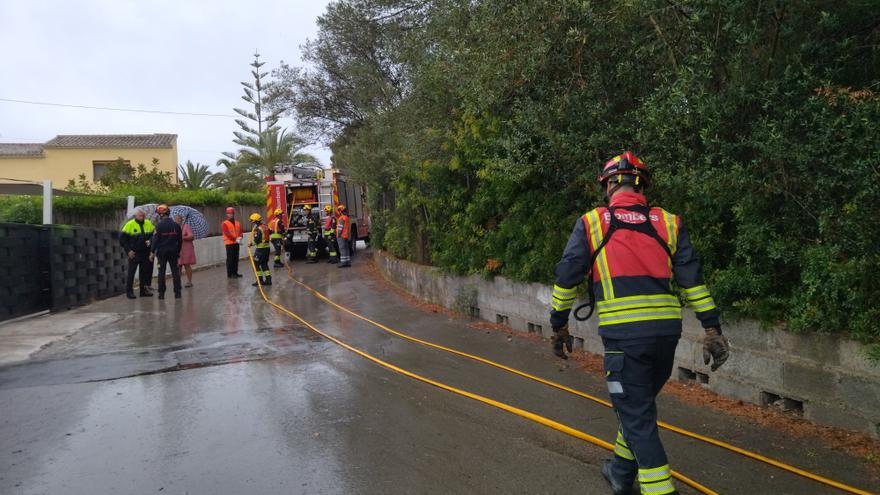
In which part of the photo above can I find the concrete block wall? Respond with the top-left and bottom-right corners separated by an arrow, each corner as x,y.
374,250 -> 880,438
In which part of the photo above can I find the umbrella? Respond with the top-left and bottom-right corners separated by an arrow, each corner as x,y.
126,204 -> 210,239
169,205 -> 210,239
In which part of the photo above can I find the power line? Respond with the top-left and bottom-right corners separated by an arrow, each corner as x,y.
0,97 -> 237,118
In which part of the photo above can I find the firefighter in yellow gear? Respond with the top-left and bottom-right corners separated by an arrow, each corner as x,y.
269,208 -> 286,267
248,213 -> 272,286
323,204 -> 339,264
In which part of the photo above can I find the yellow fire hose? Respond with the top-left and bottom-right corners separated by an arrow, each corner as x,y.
245,249 -> 719,495
283,265 -> 875,495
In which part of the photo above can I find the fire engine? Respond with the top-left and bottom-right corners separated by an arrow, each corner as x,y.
265,165 -> 369,257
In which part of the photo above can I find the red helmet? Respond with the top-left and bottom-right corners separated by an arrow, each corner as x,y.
157,204 -> 169,215
597,151 -> 651,187
226,207 -> 234,214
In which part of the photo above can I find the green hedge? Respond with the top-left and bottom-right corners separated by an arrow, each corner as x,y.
0,188 -> 265,224
314,1 -> 880,356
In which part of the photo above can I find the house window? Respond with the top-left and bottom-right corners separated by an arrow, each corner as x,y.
93,160 -> 131,181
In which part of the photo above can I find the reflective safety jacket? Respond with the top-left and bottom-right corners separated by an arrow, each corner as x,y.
324,215 -> 337,237
120,218 -> 154,253
222,219 -> 242,246
269,217 -> 285,239
550,192 -> 720,339
251,223 -> 271,249
305,213 -> 319,235
337,213 -> 351,240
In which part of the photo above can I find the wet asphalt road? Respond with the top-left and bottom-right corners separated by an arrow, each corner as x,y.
0,249 -> 875,494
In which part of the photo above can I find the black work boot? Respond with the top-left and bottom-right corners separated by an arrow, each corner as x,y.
140,290 -> 153,297
158,293 -> 165,300
126,292 -> 136,299
601,459 -> 635,495
264,275 -> 272,286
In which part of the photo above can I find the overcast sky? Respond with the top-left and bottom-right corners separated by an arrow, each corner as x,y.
0,0 -> 332,172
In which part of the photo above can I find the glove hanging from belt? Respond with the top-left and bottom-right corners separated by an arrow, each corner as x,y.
552,324 -> 574,360
703,327 -> 729,371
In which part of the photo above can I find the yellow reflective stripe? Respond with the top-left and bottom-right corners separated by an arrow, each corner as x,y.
587,210 -> 614,300
597,294 -> 680,311
551,300 -> 574,311
599,308 -> 682,326
639,465 -> 672,481
553,284 -> 576,295
683,285 -> 709,297
690,298 -> 717,312
614,443 -> 635,460
661,209 -> 678,254
641,481 -> 676,495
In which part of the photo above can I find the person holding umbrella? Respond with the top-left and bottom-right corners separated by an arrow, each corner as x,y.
175,213 -> 196,287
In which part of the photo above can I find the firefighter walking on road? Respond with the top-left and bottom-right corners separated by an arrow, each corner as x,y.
336,205 -> 352,268
323,204 -> 339,264
304,205 -> 320,263
549,152 -> 730,495
120,208 -> 154,299
269,208 -> 286,267
249,213 -> 272,286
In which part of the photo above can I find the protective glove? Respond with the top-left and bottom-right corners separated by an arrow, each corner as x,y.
703,327 -> 729,371
552,324 -> 574,360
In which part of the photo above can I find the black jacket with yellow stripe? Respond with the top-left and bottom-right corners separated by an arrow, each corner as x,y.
550,192 -> 720,340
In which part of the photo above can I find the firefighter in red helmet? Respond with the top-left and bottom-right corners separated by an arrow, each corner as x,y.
549,151 -> 729,495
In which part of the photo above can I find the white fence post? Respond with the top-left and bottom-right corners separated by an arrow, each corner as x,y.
126,195 -> 135,217
42,180 -> 52,225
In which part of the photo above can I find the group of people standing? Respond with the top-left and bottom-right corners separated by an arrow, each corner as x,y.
221,204 -> 353,287
120,205 -> 196,300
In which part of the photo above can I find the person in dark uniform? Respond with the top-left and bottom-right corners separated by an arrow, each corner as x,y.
269,208 -> 286,267
304,205 -> 319,263
120,208 -> 154,299
249,213 -> 272,286
151,204 -> 183,300
549,152 -> 729,495
323,204 -> 339,264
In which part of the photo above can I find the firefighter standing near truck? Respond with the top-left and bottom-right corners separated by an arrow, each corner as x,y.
269,208 -> 286,267
304,205 -> 320,264
336,205 -> 351,268
248,213 -> 272,286
323,204 -> 339,264
549,152 -> 730,495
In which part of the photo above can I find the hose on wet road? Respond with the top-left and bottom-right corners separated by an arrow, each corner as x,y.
245,249 -> 720,495
282,263 -> 875,495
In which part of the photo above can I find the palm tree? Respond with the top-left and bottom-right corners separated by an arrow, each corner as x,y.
237,128 -> 319,177
178,161 -> 218,189
213,156 -> 264,192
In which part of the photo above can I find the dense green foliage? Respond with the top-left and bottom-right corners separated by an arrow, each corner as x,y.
281,1 -> 880,351
0,189 -> 265,224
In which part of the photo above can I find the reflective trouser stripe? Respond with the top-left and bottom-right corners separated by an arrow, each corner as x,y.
614,430 -> 635,460
639,465 -> 675,494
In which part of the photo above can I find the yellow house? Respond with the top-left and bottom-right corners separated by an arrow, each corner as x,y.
0,134 -> 178,187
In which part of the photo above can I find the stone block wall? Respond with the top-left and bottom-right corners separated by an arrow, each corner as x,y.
374,250 -> 880,438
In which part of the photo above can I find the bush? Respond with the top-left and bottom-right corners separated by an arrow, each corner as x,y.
303,1 -> 880,354
0,188 -> 266,223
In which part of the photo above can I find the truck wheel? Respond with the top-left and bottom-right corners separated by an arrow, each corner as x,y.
350,225 -> 358,256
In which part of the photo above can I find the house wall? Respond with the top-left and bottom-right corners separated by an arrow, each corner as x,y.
0,144 -> 178,186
